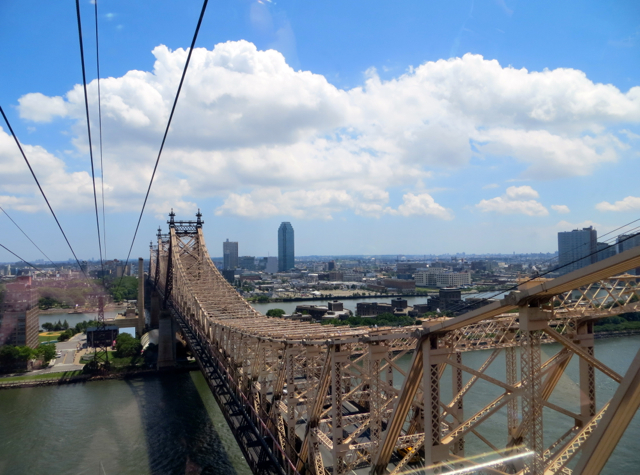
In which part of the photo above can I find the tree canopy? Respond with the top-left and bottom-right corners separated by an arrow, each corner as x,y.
115,333 -> 142,357
266,308 -> 286,318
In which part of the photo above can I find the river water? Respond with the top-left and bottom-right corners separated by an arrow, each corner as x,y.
0,372 -> 252,475
0,310 -> 636,474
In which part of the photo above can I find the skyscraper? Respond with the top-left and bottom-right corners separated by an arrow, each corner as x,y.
223,239 -> 239,270
557,226 -> 597,275
278,222 -> 295,272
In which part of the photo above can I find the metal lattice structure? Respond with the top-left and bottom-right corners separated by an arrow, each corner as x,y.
150,212 -> 640,475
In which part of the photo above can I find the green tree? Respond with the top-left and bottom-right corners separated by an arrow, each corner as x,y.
115,333 -> 142,357
38,296 -> 61,309
266,308 -> 286,318
0,345 -> 35,365
57,331 -> 72,342
62,319 -> 69,330
107,276 -> 139,302
42,322 -> 54,332
35,344 -> 57,362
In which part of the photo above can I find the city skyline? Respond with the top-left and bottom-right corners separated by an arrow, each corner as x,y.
0,1 -> 638,261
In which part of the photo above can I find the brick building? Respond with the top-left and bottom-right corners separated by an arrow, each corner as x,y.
0,276 -> 39,348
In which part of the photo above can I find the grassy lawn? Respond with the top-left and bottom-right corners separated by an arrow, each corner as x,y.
39,331 -> 63,343
0,370 -> 83,383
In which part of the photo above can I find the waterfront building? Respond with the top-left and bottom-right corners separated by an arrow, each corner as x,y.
278,222 -> 295,272
223,239 -> 239,270
557,227 -> 597,275
381,278 -> 416,290
414,270 -> 471,288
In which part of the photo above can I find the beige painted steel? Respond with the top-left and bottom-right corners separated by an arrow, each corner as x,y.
151,216 -> 640,475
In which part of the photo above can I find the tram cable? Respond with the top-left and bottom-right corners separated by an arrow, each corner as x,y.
94,0 -> 107,262
0,206 -> 56,268
75,0 -> 105,280
117,0 -> 209,290
0,242 -> 41,272
0,105 -> 86,276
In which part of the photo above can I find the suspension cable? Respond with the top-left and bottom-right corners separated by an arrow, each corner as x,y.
75,0 -> 105,278
118,0 -> 209,288
94,0 -> 107,262
0,106 -> 86,276
0,242 -> 41,272
0,206 -> 56,267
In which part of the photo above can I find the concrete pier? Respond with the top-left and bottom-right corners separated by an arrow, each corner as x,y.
136,257 -> 145,337
157,310 -> 176,368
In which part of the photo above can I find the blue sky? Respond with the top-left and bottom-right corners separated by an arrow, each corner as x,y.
0,0 -> 639,262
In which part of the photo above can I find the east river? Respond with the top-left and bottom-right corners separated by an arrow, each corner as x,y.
0,307 -> 639,474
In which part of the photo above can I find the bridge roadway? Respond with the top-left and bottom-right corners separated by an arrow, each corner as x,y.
150,212 -> 640,475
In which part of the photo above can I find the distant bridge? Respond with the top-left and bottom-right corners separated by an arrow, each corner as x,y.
149,211 -> 640,475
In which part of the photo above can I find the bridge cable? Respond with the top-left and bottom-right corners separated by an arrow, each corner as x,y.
0,106 -> 86,277
0,242 -> 41,272
117,0 -> 209,290
94,0 -> 107,262
444,222 -> 640,317
75,0 -> 105,280
0,206 -> 56,268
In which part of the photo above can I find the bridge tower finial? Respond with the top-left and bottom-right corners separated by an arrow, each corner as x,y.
157,226 -> 162,240
196,208 -> 203,229
168,208 -> 176,228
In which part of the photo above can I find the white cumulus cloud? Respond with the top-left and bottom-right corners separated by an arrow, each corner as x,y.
551,204 -> 571,214
18,93 -> 68,123
596,196 -> 640,212
476,186 -> 548,216
386,193 -> 453,220
8,43 -> 640,218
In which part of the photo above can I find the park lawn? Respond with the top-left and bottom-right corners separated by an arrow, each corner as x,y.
39,331 -> 63,343
0,370 -> 83,383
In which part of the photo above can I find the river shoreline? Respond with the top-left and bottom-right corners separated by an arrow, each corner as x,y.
37,303 -> 128,315
250,289 -> 504,303
0,364 -> 199,390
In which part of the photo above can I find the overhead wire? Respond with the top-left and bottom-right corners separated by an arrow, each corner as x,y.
94,0 -> 107,262
0,105 -> 86,276
75,0 -> 105,280
0,205 -> 56,267
117,0 -> 209,290
0,242 -> 41,272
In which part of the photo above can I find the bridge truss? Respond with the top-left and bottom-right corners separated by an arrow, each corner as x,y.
150,212 -> 640,475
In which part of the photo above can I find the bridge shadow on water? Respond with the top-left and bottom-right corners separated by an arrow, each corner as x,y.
126,371 -> 240,475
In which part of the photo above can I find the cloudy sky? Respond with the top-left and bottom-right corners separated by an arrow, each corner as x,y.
0,0 -> 639,261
